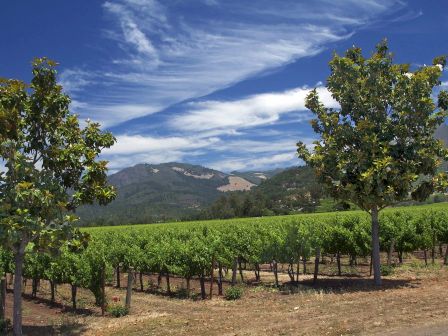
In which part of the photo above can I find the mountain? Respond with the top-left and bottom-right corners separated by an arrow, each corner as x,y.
199,166 -> 327,219
231,168 -> 286,184
435,123 -> 448,146
76,162 -> 282,226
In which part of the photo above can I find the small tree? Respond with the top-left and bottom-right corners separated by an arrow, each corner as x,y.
0,58 -> 116,335
297,40 -> 448,285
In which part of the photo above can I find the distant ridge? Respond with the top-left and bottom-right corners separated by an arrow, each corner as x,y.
77,162 -> 284,226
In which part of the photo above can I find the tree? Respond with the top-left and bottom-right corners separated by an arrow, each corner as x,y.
0,58 -> 116,335
297,40 -> 448,285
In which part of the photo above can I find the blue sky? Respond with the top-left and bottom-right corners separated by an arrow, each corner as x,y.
1,0 -> 447,173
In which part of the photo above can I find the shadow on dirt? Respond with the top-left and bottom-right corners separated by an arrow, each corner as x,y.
282,277 -> 417,294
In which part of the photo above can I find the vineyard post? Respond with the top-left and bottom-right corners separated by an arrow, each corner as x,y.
126,267 -> 134,309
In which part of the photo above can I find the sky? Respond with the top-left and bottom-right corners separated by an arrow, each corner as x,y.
1,0 -> 447,173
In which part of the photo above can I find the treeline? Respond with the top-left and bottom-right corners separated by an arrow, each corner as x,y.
1,205 -> 448,309
193,166 -> 328,220
195,165 -> 448,221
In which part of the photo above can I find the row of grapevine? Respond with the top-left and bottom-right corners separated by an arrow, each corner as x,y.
1,204 -> 447,309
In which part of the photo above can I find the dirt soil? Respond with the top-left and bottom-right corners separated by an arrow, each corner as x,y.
5,262 -> 448,336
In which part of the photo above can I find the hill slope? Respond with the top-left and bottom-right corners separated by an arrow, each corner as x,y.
77,162 -> 280,226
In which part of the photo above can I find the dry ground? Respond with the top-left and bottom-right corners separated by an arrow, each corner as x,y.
5,260 -> 448,336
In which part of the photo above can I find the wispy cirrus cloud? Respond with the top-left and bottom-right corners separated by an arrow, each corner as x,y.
170,86 -> 338,134
61,0 -> 407,128
59,0 -> 422,172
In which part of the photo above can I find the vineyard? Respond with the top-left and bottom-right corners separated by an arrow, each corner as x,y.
1,202 -> 448,317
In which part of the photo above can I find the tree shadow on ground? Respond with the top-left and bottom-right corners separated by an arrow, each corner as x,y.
22,293 -> 95,316
287,277 -> 418,294
9,323 -> 88,336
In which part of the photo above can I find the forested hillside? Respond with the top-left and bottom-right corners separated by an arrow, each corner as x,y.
76,162 -> 282,226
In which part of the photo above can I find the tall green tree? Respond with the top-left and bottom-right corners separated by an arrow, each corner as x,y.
0,58 -> 116,335
297,40 -> 448,285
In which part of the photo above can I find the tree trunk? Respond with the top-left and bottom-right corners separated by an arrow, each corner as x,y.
50,281 -> 56,303
336,253 -> 341,276
238,259 -> 244,283
371,206 -> 382,286
116,266 -> 121,288
424,250 -> 428,266
0,277 -> 5,327
313,247 -> 320,285
31,278 -> 38,298
13,250 -> 25,336
140,272 -> 144,292
387,239 -> 395,267
287,263 -> 295,282
254,263 -> 260,282
186,277 -> 191,296
101,266 -> 106,316
209,258 -> 215,299
432,243 -> 435,265
157,271 -> 162,288
231,258 -> 238,286
398,251 -> 403,264
302,256 -> 307,275
71,285 -> 77,310
217,264 -> 223,296
273,260 -> 279,287
126,269 -> 134,309
444,246 -> 448,265
200,274 -> 206,300
165,273 -> 171,294
296,255 -> 300,282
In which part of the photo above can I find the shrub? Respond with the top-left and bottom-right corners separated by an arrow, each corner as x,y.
380,265 -> 394,276
225,286 -> 243,300
107,304 -> 129,317
176,287 -> 190,299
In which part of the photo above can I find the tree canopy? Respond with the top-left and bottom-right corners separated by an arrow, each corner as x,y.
297,40 -> 448,285
0,58 -> 116,335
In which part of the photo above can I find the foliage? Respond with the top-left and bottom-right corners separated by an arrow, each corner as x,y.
0,58 -> 116,334
380,265 -> 394,276
297,40 -> 448,285
297,40 -> 448,210
225,286 -> 244,300
106,304 -> 129,318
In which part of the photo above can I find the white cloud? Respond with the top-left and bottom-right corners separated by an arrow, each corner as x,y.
102,134 -> 220,171
170,86 -> 338,133
209,152 -> 298,172
61,0 -> 403,127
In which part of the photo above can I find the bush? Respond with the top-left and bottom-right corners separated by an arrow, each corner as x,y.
225,286 -> 243,300
176,287 -> 190,299
107,304 -> 129,317
380,265 -> 394,276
